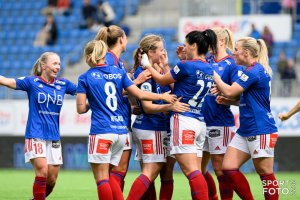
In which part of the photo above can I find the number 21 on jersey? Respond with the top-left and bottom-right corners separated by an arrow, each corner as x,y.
188,80 -> 212,107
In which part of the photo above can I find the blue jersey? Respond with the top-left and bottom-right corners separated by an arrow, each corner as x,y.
15,76 -> 77,140
77,65 -> 134,135
132,66 -> 170,131
202,56 -> 242,126
105,51 -> 131,127
170,59 -> 213,121
235,62 -> 278,136
105,51 -> 126,70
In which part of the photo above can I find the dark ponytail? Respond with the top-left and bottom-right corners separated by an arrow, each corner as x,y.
185,29 -> 217,56
203,29 -> 217,55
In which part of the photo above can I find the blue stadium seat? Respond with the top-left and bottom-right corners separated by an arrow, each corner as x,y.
260,2 -> 281,14
294,23 -> 300,32
141,27 -> 177,41
273,42 -> 287,49
0,0 -> 137,99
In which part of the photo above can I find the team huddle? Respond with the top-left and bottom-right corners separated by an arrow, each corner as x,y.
0,25 -> 285,200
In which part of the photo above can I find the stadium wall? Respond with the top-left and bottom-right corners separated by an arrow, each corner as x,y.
0,98 -> 299,171
0,136 -> 299,171
178,14 -> 292,43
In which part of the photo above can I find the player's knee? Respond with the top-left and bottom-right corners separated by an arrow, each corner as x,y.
142,172 -> 158,182
47,175 -> 57,185
36,170 -> 48,178
255,166 -> 273,175
212,162 -> 223,175
112,164 -> 128,173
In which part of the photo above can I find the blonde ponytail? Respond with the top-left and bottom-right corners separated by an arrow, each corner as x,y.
257,39 -> 272,77
212,27 -> 235,53
84,40 -> 108,66
224,28 -> 235,52
95,25 -> 125,48
238,37 -> 272,77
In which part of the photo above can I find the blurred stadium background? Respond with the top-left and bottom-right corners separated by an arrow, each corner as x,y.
0,0 -> 300,199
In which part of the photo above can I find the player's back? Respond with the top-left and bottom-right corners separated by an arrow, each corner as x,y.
77,65 -> 133,134
203,56 -> 242,126
171,59 -> 213,121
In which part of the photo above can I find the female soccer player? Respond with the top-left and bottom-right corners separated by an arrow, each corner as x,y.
95,25 -> 151,192
127,34 -> 189,200
0,52 -> 77,200
76,40 -> 176,200
212,37 -> 279,200
130,47 -> 176,200
201,27 -> 242,200
143,30 -> 218,200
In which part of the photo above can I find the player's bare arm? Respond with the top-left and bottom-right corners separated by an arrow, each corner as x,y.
0,75 -> 17,89
76,93 -> 90,114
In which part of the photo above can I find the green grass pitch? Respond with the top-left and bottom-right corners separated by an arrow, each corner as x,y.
0,169 -> 299,199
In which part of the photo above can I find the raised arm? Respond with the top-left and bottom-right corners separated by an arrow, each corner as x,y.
0,75 -> 16,89
76,93 -> 90,114
132,69 -> 152,85
126,84 -> 176,103
216,95 -> 240,106
142,97 -> 189,114
146,66 -> 175,86
213,71 -> 244,99
141,53 -> 175,86
278,100 -> 300,121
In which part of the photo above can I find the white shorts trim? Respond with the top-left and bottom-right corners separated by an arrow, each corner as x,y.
88,134 -> 126,166
24,139 -> 63,165
170,114 -> 206,157
203,126 -> 235,154
132,128 -> 167,163
229,133 -> 278,158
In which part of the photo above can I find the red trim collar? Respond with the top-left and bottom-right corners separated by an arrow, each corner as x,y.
95,64 -> 106,67
188,58 -> 208,63
39,76 -> 55,84
214,55 -> 232,63
246,62 -> 257,71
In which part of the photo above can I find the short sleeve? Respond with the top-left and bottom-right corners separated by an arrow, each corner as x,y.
132,66 -> 143,81
76,74 -> 87,94
235,70 -> 259,91
122,72 -> 134,89
65,79 -> 77,95
230,64 -> 243,83
15,76 -> 31,91
170,61 -> 186,81
140,79 -> 153,92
